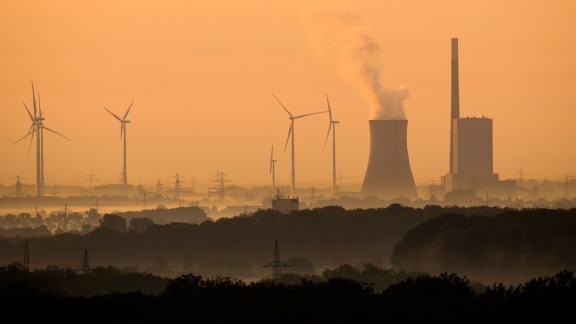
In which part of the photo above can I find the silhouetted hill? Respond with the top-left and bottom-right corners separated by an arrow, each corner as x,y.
2,204 -> 573,286
0,204 -> 461,279
116,206 -> 210,224
392,208 -> 576,285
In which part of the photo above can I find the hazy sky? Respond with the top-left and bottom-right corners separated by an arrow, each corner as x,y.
1,0 -> 575,193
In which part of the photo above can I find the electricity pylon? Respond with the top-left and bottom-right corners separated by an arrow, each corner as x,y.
23,238 -> 30,271
262,238 -> 289,279
82,248 -> 90,275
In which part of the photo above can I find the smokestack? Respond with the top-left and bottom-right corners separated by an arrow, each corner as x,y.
450,38 -> 460,174
361,120 -> 417,200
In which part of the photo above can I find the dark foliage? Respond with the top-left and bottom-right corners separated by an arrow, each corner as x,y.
1,265 -> 575,322
392,208 -> 576,285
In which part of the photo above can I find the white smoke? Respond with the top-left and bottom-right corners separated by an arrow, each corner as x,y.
303,3 -> 408,120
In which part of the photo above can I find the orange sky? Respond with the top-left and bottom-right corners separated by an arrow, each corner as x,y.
1,0 -> 575,195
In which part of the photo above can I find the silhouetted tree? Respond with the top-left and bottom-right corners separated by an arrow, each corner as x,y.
129,217 -> 154,233
99,213 -> 127,232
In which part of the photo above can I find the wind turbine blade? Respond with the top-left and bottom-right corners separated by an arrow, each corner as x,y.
123,100 -> 134,120
270,90 -> 293,117
121,123 -> 125,138
323,123 -> 332,150
23,102 -> 34,121
293,110 -> 327,119
105,108 -> 123,122
12,127 -> 35,145
38,93 -> 42,117
27,129 -> 35,156
326,93 -> 333,122
31,81 -> 37,118
43,126 -> 71,141
284,123 -> 293,152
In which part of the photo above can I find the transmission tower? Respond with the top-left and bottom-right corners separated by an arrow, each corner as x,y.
211,171 -> 231,203
82,248 -> 90,275
15,175 -> 22,197
85,169 -> 97,190
23,238 -> 29,271
175,173 -> 181,201
156,180 -> 163,196
262,238 -> 288,279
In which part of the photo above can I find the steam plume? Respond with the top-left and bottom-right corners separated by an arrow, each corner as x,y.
304,3 -> 408,120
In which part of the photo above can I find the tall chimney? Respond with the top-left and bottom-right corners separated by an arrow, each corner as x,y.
450,38 -> 460,174
361,120 -> 417,200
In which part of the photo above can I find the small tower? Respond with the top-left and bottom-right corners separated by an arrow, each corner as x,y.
82,248 -> 90,275
23,238 -> 30,271
263,238 -> 288,279
16,176 -> 22,198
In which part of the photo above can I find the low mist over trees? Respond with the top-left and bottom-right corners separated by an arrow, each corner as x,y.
1,205 -> 575,286
392,208 -> 576,285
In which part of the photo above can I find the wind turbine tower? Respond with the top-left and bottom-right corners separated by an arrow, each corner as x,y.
270,91 -> 327,196
13,81 -> 71,197
323,93 -> 340,194
105,100 -> 134,196
269,145 -> 277,193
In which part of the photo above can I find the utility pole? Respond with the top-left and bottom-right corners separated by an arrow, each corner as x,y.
262,238 -> 288,279
82,248 -> 90,275
15,176 -> 22,198
156,180 -> 163,196
175,173 -> 181,201
565,174 -> 569,198
212,171 -> 231,203
23,238 -> 30,271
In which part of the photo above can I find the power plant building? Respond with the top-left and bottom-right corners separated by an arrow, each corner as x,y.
445,117 -> 499,192
361,119 -> 418,200
442,38 -> 516,199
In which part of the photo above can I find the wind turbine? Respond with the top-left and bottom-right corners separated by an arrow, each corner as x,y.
270,91 -> 327,196
13,81 -> 71,197
105,100 -> 134,196
269,145 -> 277,194
323,93 -> 340,194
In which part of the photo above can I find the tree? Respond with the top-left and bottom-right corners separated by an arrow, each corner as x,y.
99,214 -> 127,232
322,264 -> 362,282
129,217 -> 155,233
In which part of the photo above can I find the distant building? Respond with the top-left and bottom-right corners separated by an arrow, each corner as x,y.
272,192 -> 299,214
442,38 -> 516,200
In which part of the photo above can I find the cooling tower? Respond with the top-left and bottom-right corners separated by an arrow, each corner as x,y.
361,120 -> 417,200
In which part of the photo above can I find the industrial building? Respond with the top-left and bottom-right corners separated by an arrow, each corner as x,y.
442,38 -> 516,199
271,192 -> 299,214
361,119 -> 418,200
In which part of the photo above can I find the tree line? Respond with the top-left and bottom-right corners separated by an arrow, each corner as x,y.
392,207 -> 576,285
1,205 -> 575,286
1,262 -> 574,322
